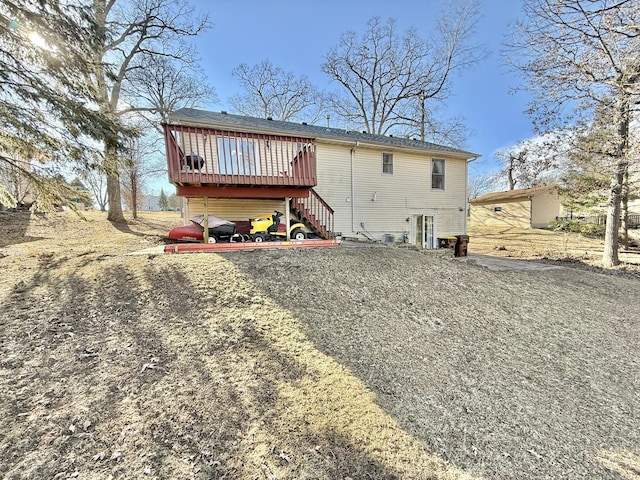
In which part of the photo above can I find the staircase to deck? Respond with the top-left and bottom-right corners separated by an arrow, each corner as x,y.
292,189 -> 334,239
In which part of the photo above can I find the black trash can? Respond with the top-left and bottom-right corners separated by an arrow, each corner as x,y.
454,235 -> 469,257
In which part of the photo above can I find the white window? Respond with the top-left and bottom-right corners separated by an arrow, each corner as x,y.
432,159 -> 445,190
383,153 -> 393,174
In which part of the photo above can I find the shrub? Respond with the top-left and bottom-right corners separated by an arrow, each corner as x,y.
548,219 -> 606,238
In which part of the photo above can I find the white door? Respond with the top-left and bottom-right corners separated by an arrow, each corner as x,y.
414,214 -> 436,249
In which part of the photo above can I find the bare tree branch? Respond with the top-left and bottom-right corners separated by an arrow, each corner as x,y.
229,60 -> 328,124
508,0 -> 640,266
322,3 -> 485,140
91,0 -> 210,222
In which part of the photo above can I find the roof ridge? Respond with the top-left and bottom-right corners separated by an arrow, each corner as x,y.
169,108 -> 478,158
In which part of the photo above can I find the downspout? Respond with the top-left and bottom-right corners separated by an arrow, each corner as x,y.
350,141 -> 359,233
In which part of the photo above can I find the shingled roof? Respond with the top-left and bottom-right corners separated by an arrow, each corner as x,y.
168,108 -> 478,159
470,185 -> 558,204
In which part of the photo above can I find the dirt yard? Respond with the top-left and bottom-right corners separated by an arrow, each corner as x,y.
1,211 -> 638,479
468,224 -> 640,269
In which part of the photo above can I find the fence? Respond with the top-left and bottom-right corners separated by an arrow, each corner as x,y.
555,214 -> 640,228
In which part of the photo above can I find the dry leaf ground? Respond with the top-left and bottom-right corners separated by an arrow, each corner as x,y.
0,210 -> 638,479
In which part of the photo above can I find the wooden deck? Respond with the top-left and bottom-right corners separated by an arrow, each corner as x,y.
164,123 -> 317,188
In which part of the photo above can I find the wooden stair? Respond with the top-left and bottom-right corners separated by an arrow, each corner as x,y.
291,189 -> 334,239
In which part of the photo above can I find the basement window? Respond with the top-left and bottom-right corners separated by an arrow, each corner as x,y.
383,153 -> 393,174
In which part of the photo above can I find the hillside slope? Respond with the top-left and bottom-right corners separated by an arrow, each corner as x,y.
0,211 -> 638,479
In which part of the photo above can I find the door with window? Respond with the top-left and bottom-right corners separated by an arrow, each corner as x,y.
217,137 -> 261,175
414,214 -> 436,249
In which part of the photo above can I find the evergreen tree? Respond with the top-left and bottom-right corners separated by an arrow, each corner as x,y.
1,1 -> 211,218
0,1 -> 122,211
158,189 -> 168,211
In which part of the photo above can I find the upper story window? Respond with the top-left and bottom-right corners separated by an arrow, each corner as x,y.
432,159 -> 445,190
382,153 -> 393,174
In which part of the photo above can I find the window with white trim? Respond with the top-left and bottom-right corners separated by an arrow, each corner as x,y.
382,153 -> 393,174
431,159 -> 445,190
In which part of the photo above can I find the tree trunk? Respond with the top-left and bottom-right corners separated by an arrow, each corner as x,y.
621,163 -> 629,249
105,141 -> 125,222
106,174 -> 124,222
603,94 -> 631,267
602,161 -> 624,267
508,162 -> 516,190
131,174 -> 138,219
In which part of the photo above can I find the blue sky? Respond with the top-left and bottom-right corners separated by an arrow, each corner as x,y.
154,0 -> 533,194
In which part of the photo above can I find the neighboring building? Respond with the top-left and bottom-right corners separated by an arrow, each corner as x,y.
163,108 -> 478,247
141,195 -> 160,211
469,185 -> 562,229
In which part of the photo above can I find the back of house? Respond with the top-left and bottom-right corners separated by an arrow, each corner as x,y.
163,108 -> 478,247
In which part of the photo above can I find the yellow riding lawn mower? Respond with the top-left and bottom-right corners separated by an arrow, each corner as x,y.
250,211 -> 309,242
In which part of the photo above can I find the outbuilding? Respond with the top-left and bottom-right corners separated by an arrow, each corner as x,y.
469,185 -> 562,229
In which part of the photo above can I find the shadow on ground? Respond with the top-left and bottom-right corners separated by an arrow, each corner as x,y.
0,211 -> 43,247
0,248 -> 462,479
223,245 -> 640,480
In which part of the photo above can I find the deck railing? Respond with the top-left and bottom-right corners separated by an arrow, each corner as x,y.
292,189 -> 335,239
164,123 -> 317,188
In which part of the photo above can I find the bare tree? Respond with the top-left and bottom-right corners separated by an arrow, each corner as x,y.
493,137 -> 567,190
322,3 -> 484,138
509,0 -> 640,267
82,168 -> 108,211
123,54 -> 217,131
167,192 -> 181,211
467,172 -> 500,201
494,145 -> 551,190
0,157 -> 33,206
120,128 -> 166,218
91,0 -> 209,222
229,60 -> 328,123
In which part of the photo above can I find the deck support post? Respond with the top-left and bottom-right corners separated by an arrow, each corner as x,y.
203,196 -> 209,244
285,198 -> 291,241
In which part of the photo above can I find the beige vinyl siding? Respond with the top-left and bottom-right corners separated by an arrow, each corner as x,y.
314,142 -> 468,239
531,190 -> 561,228
470,189 -> 563,229
470,200 -> 531,228
185,198 -> 285,223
